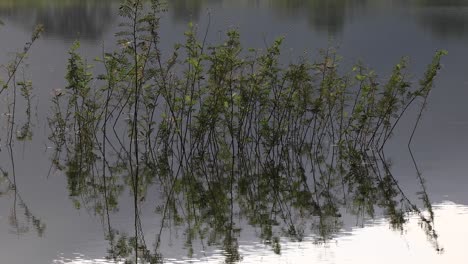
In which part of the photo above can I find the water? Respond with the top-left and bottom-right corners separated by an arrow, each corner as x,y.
1,0 -> 468,263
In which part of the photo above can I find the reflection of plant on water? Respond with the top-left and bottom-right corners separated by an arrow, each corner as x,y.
46,1 -> 446,262
1,0 -> 446,263
0,24 -> 46,237
0,152 -> 46,237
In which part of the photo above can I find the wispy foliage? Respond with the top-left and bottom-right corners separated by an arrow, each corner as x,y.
0,23 -> 45,238
48,1 -> 446,263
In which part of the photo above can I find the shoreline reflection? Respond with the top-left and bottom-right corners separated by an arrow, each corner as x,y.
0,0 -> 118,40
2,0 -> 468,41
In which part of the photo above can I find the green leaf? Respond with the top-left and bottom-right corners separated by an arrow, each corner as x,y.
185,95 -> 191,104
355,74 -> 366,81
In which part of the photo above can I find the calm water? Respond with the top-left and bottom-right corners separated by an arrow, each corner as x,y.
2,0 -> 468,263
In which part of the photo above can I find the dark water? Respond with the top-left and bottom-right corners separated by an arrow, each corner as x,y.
1,0 -> 468,263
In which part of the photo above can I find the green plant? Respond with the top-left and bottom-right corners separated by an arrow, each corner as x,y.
48,1 -> 446,263
0,23 -> 45,238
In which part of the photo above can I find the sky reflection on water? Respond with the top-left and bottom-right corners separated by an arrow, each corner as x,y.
51,202 -> 467,264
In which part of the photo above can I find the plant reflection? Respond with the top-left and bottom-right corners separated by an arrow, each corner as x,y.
45,1 -> 446,263
0,23 -> 45,237
0,151 -> 46,237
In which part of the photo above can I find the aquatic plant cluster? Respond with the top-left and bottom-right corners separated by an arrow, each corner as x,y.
0,0 -> 446,263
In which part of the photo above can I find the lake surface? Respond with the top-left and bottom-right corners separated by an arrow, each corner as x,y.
1,0 -> 468,263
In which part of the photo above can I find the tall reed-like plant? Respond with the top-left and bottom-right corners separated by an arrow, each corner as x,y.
48,1 -> 446,263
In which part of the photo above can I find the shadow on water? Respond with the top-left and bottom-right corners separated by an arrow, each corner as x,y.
415,7 -> 468,40
166,0 -> 368,35
1,0 -> 468,41
267,0 -> 368,35
0,0 -> 118,40
169,0 -> 220,23
166,0 -> 468,38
